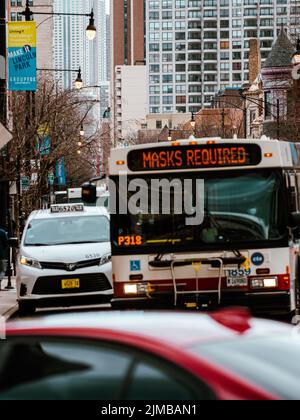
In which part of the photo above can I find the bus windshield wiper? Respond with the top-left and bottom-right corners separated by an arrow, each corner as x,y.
154,238 -> 174,262
205,209 -> 242,258
56,241 -> 101,245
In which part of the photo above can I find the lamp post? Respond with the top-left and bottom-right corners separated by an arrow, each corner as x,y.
0,1 -> 6,127
190,111 -> 196,137
216,93 -> 282,139
22,0 -> 96,41
77,124 -> 84,153
0,1 -> 13,291
80,124 -> 85,137
212,97 -> 247,138
37,68 -> 83,90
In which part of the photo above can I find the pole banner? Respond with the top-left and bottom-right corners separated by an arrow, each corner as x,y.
56,158 -> 66,186
8,21 -> 37,91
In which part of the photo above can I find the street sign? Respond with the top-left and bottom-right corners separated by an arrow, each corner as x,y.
0,123 -> 12,151
21,176 -> 29,192
48,172 -> 54,186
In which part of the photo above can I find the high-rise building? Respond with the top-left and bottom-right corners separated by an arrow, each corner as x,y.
146,0 -> 300,114
114,65 -> 147,142
95,0 -> 107,84
111,0 -> 145,69
53,0 -> 107,89
111,0 -> 146,143
106,14 -> 111,81
11,0 -> 54,69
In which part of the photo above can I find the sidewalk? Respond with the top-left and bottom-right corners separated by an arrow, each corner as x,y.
0,277 -> 18,320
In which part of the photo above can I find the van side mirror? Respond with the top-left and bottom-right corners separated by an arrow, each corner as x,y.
8,237 -> 19,248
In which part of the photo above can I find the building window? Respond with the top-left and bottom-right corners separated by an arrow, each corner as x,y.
264,92 -> 272,119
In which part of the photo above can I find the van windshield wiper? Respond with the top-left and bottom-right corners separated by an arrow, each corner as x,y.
25,243 -> 52,247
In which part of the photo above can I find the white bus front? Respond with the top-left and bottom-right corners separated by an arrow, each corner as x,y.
110,139 -> 300,315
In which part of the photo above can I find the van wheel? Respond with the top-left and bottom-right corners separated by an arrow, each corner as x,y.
18,301 -> 36,317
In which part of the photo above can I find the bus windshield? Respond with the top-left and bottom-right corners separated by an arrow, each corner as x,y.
111,169 -> 287,252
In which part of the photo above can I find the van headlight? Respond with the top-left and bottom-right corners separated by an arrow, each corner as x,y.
99,254 -> 111,266
20,256 -> 42,270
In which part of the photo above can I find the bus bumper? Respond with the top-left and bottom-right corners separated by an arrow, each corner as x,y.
111,291 -> 291,315
240,291 -> 291,315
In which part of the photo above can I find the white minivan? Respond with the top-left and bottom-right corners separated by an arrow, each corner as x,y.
17,204 -> 112,315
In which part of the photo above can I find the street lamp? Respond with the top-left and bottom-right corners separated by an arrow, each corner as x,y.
78,125 -> 84,153
86,10 -> 97,41
190,112 -> 196,137
292,38 -> 300,65
22,1 -> 96,41
74,68 -> 83,90
190,112 -> 196,129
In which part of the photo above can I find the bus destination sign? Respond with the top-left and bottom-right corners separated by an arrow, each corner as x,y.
127,143 -> 262,172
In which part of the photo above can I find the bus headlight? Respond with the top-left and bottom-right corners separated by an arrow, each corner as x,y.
124,284 -> 138,295
20,256 -> 42,270
251,277 -> 278,289
124,283 -> 154,296
99,254 -> 111,266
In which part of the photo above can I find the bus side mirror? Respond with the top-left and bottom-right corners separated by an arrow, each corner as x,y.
81,182 -> 97,204
8,237 -> 19,248
291,212 -> 300,227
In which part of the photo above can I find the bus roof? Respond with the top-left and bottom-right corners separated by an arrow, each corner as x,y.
110,138 -> 300,175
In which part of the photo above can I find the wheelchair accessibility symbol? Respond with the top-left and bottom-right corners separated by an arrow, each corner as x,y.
130,260 -> 141,272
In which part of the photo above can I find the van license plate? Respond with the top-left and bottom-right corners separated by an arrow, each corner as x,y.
61,279 -> 80,289
227,277 -> 248,288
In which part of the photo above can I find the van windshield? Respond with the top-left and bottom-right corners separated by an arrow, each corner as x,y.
24,216 -> 110,246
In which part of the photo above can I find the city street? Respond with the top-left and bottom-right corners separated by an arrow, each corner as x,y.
2,0 -> 300,403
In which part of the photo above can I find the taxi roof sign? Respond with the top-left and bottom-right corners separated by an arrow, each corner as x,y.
50,204 -> 85,214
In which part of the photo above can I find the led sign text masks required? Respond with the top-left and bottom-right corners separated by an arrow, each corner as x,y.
127,144 -> 262,172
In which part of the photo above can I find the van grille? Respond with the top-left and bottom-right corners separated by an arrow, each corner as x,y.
32,273 -> 111,295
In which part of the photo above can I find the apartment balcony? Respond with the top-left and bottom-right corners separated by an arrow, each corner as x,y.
188,42 -> 202,52
188,32 -> 202,41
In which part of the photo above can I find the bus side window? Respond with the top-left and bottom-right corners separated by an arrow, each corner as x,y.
296,173 -> 300,212
287,173 -> 298,214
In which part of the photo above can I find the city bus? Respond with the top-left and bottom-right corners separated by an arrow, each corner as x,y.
109,137 -> 300,316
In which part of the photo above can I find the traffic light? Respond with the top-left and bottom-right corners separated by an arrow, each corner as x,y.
81,182 -> 97,204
